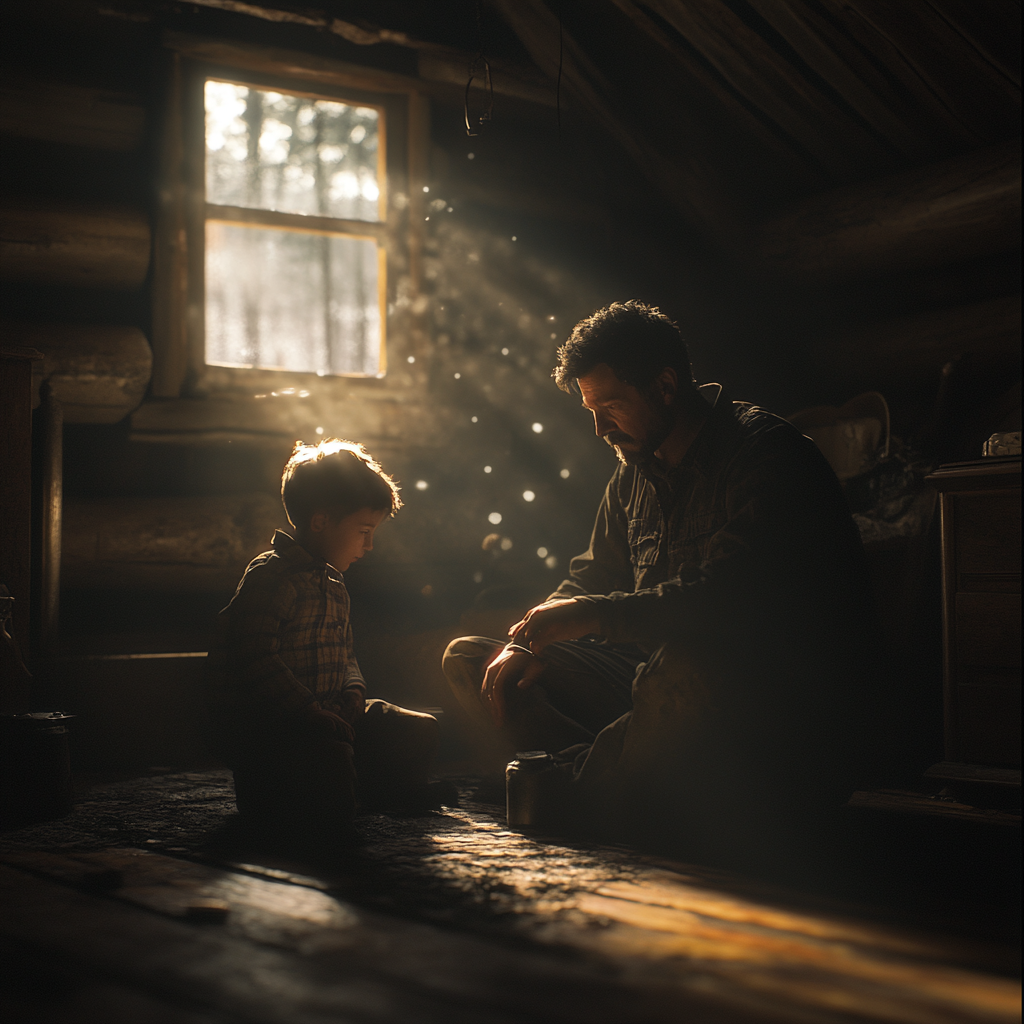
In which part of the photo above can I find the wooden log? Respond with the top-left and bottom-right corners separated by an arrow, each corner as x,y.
3,324 -> 152,425
755,140 -> 1021,280
0,200 -> 150,289
810,295 -> 1021,382
61,493 -> 288,592
0,74 -> 145,151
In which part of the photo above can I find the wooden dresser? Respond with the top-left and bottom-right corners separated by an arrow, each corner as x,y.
925,458 -> 1021,800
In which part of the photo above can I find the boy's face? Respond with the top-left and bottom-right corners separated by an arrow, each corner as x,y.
306,507 -> 388,571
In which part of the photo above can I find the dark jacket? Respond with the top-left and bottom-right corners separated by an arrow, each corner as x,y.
551,385 -> 879,721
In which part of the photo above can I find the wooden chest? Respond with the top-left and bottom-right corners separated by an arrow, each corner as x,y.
925,458 -> 1020,796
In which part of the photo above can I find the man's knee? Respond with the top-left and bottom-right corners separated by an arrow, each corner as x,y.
442,635 -> 501,693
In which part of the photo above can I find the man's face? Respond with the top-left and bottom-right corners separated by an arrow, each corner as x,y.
578,363 -> 674,465
309,506 -> 388,571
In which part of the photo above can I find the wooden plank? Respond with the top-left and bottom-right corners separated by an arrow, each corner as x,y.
0,857 -> 724,1024
741,0 -> 941,162
755,140 -> 1021,280
809,296 -> 1020,383
0,201 -> 150,290
925,0 -> 1022,90
491,0 -> 740,245
605,0 -> 817,176
638,0 -> 894,180
824,1 -> 1021,146
0,74 -> 145,151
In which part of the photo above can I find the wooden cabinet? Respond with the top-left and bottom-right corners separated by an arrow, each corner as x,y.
926,459 -> 1021,798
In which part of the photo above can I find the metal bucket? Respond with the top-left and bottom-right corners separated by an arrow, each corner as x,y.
0,712 -> 74,826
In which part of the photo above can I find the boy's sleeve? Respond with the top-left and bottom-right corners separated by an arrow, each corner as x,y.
338,619 -> 367,723
224,570 -> 320,718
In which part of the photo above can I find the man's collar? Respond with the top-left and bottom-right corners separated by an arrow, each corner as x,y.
642,383 -> 733,482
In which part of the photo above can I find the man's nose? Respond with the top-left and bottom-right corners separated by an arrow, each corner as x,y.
593,410 -> 614,436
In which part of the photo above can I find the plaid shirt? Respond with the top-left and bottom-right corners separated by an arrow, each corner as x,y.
206,530 -> 366,726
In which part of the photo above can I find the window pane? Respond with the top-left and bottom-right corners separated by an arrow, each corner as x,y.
205,222 -> 382,377
205,81 -> 381,222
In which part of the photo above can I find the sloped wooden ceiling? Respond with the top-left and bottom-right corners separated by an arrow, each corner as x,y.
491,0 -> 1021,249
161,0 -> 1021,256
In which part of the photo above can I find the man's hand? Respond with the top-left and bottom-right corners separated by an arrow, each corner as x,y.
480,647 -> 546,726
508,598 -> 600,655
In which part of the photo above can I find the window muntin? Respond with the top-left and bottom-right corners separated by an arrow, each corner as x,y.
203,79 -> 386,378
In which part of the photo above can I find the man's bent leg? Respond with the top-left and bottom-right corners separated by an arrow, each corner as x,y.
574,642 -> 847,864
443,636 -> 637,773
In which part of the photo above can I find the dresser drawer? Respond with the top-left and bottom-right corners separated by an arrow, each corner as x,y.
955,592 -> 1022,668
953,491 -> 1021,573
954,674 -> 1022,767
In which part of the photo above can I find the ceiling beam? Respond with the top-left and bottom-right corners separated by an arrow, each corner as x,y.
754,139 -> 1021,281
489,0 -> 741,246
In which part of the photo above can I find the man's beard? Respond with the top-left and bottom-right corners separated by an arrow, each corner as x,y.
604,408 -> 674,466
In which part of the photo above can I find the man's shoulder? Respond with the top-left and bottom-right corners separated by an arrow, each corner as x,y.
730,401 -> 815,456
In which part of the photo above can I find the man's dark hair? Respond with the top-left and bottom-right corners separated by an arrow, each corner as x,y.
553,300 -> 694,393
281,438 -> 402,531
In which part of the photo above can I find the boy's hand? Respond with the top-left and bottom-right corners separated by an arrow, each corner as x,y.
509,599 -> 600,654
304,707 -> 355,745
480,647 -> 546,726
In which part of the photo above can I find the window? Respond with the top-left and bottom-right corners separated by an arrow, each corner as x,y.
203,80 -> 387,377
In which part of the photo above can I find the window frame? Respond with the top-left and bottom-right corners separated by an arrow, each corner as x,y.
200,72 -> 389,380
152,45 -> 426,401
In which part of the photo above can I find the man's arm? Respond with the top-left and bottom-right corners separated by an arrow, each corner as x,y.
577,439 -> 854,649
546,471 -> 635,602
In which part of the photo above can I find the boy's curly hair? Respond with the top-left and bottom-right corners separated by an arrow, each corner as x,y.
281,438 -> 402,531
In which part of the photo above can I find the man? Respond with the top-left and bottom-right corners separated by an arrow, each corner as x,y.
444,301 -> 880,862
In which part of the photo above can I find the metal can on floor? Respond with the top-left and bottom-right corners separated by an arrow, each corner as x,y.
0,712 -> 74,825
506,750 -> 564,827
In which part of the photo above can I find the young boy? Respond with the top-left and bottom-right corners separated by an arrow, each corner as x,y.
206,438 -> 443,838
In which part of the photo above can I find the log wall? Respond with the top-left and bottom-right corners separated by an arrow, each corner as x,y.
3,324 -> 153,424
61,494 -> 288,592
0,201 -> 150,290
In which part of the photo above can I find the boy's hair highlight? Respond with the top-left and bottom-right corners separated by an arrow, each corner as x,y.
281,438 -> 402,531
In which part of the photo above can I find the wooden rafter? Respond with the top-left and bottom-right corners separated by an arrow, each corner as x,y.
490,0 -> 742,245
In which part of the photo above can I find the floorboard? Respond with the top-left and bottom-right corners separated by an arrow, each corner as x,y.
1,770 -> 1019,1024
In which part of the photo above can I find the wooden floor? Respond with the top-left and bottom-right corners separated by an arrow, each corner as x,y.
1,770 -> 1020,1024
